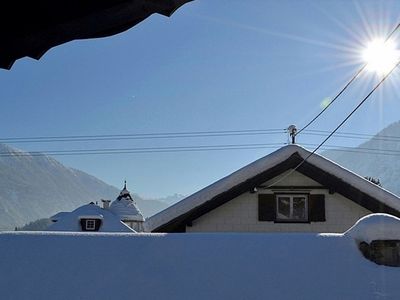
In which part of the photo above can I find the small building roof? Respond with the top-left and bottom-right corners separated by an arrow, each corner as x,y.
48,203 -> 135,232
50,211 -> 69,222
110,182 -> 145,222
146,144 -> 400,232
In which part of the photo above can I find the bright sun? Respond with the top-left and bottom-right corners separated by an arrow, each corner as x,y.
362,39 -> 400,76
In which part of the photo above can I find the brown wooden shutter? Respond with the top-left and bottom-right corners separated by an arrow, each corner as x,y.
309,194 -> 326,222
258,194 -> 276,221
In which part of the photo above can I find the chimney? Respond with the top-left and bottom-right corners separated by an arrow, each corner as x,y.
101,199 -> 111,209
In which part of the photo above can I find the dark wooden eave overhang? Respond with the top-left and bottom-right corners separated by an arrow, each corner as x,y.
153,152 -> 400,232
0,0 -> 192,69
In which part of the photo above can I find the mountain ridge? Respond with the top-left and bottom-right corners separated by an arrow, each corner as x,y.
0,143 -> 168,229
323,121 -> 400,196
2,121 -> 400,230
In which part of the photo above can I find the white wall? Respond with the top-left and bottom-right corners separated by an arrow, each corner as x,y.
186,170 -> 371,233
124,221 -> 144,232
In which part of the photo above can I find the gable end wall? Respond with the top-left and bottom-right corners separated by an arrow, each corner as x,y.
187,172 -> 371,233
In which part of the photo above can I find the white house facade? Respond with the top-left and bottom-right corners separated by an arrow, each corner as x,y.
145,145 -> 400,233
185,170 -> 371,233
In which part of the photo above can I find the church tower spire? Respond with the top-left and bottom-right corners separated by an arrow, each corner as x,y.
110,180 -> 145,231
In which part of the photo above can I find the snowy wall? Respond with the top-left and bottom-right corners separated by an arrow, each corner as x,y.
187,170 -> 371,233
1,224 -> 400,300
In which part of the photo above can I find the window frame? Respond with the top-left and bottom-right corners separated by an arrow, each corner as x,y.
275,193 -> 309,223
85,219 -> 96,230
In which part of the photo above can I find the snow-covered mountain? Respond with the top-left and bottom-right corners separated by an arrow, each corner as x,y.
151,193 -> 186,205
0,143 -> 168,230
323,121 -> 400,196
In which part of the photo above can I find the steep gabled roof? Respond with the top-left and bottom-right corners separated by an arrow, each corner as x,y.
146,144 -> 400,232
110,183 -> 144,222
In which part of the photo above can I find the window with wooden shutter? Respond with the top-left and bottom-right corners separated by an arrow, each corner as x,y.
258,194 -> 276,221
259,193 -> 326,223
308,194 -> 326,222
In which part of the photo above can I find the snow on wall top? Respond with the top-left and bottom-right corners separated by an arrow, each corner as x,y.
47,203 -> 135,233
345,213 -> 400,243
145,144 -> 400,231
2,220 -> 400,300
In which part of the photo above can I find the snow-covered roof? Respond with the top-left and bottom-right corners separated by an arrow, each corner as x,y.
146,144 -> 400,232
50,211 -> 68,222
2,214 -> 400,299
110,183 -> 144,222
47,203 -> 135,233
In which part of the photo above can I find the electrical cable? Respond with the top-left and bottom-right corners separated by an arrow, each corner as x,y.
303,143 -> 400,155
303,130 -> 400,142
295,22 -> 400,136
0,143 -> 286,157
266,58 -> 400,188
3,140 -> 400,158
0,129 -> 285,144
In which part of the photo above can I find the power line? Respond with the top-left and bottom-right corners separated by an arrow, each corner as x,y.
303,143 -> 400,155
3,140 -> 400,158
0,143 -> 286,157
296,66 -> 366,136
0,124 -> 400,144
303,130 -> 400,142
0,129 -> 285,144
2,127 -> 400,145
267,57 -> 400,188
4,126 -> 400,146
322,148 -> 400,157
3,128 -> 400,145
304,59 -> 400,156
295,22 -> 400,136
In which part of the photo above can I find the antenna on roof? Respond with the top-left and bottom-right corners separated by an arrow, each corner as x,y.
287,125 -> 297,144
123,180 -> 127,190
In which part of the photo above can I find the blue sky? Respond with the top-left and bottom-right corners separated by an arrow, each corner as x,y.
1,0 -> 400,198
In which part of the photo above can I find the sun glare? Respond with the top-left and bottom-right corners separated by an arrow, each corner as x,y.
362,39 -> 400,76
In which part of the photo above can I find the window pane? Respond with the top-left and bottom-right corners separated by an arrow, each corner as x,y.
277,197 -> 291,219
86,220 -> 95,230
292,197 -> 306,220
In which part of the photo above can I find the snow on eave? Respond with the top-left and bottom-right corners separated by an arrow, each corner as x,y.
78,215 -> 104,220
145,144 -> 400,232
